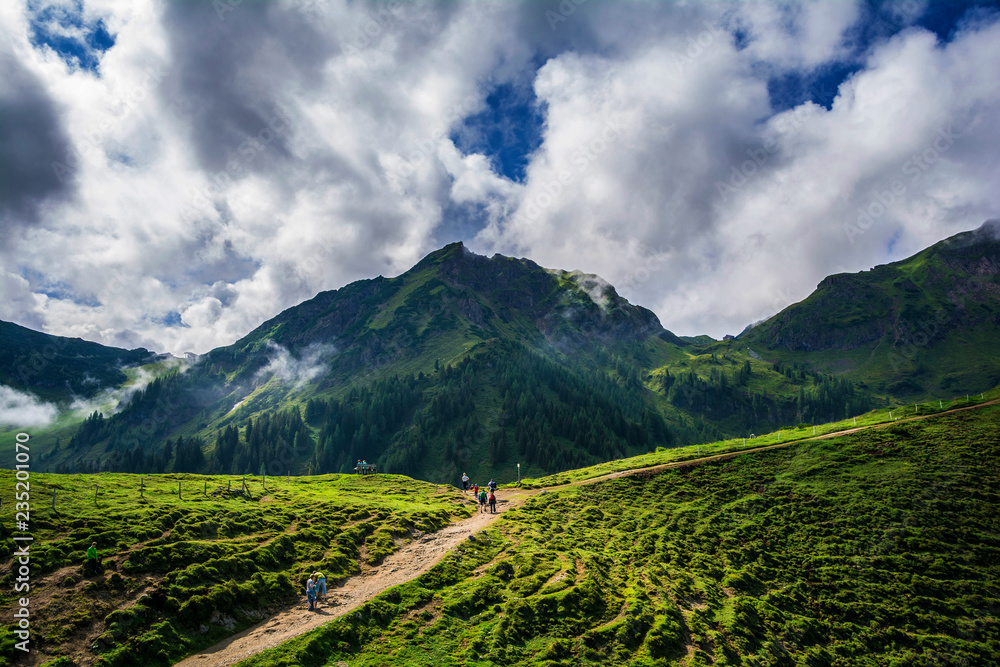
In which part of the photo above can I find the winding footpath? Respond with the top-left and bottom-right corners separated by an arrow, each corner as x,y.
174,500 -> 512,667
175,398 -> 999,666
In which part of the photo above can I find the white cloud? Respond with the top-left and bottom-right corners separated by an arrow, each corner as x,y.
258,341 -> 337,388
0,0 -> 998,352
478,8 -> 1000,336
0,384 -> 58,428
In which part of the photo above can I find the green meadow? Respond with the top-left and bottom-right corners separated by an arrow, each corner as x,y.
2,396 -> 999,666
239,403 -> 1000,666
523,388 -> 999,488
0,473 -> 471,666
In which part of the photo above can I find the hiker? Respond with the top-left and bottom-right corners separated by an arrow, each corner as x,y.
472,483 -> 479,497
488,479 -> 497,493
462,473 -> 469,492
85,542 -> 100,575
314,571 -> 327,603
478,488 -> 487,513
488,490 -> 497,514
306,575 -> 316,611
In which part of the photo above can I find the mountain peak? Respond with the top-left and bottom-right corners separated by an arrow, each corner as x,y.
411,241 -> 480,271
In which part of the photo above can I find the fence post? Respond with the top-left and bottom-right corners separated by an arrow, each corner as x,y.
140,477 -> 144,498
242,475 -> 246,493
94,485 -> 99,505
204,480 -> 207,495
52,489 -> 56,511
178,481 -> 182,499
263,473 -> 266,491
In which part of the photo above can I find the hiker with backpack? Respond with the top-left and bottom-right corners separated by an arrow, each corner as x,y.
488,479 -> 497,493
85,541 -> 100,575
488,490 -> 497,513
306,574 -> 317,611
314,571 -> 327,603
478,488 -> 488,513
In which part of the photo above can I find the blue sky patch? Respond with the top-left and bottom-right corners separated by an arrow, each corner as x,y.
155,311 -> 185,328
28,0 -> 115,75
767,63 -> 863,112
38,288 -> 101,307
764,0 -> 999,114
450,79 -> 546,184
916,0 -> 1000,41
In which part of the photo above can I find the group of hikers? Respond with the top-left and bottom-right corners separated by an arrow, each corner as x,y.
304,571 -> 328,611
461,473 -> 498,514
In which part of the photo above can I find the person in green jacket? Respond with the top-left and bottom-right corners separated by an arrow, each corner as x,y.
86,542 -> 99,575
478,488 -> 487,513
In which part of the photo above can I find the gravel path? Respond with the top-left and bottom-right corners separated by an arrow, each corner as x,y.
174,496 -> 514,667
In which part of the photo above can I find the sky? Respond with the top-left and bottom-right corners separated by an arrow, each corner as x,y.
1,0 -> 999,356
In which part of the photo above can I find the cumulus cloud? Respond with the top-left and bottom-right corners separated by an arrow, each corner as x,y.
258,341 -> 336,388
0,40 -> 76,228
0,0 -> 998,352
0,384 -> 58,428
477,4 -> 1000,336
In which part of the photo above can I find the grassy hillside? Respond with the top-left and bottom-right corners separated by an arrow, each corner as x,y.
0,472 -> 471,667
736,220 -> 1000,398
235,402 -> 1000,667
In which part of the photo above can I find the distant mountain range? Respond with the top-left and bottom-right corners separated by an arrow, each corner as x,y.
0,319 -> 154,403
2,221 -> 998,482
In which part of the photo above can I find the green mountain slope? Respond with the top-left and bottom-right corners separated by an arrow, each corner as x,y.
736,219 -> 1000,396
242,401 -> 1000,667
47,244 -> 699,481
0,319 -> 154,404
21,223 -> 1000,482
48,242 -> 896,482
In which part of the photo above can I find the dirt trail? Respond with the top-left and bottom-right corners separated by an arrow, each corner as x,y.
175,398 -> 999,666
175,500 -> 514,667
